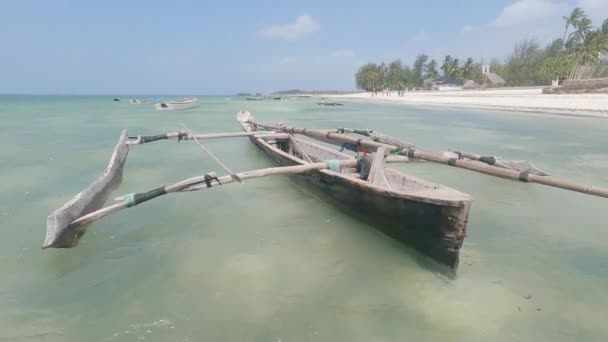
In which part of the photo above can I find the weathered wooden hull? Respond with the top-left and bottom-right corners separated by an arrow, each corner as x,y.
43,130 -> 129,248
249,136 -> 470,268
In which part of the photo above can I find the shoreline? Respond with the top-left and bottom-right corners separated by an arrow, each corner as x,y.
326,88 -> 608,119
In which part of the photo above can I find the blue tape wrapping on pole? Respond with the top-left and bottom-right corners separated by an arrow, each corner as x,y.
124,193 -> 136,207
325,159 -> 341,172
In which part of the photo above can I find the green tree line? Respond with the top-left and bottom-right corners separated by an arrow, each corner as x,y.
355,8 -> 608,91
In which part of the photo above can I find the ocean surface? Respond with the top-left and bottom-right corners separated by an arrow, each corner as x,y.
1,95 -> 608,341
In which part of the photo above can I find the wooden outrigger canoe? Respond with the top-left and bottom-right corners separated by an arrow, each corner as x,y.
237,110 -> 472,267
42,110 -> 608,270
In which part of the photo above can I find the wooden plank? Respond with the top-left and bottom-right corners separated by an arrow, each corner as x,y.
43,129 -> 129,248
367,147 -> 391,189
256,133 -> 290,140
288,135 -> 313,162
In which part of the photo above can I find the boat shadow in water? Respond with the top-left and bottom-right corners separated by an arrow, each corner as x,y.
246,145 -> 459,278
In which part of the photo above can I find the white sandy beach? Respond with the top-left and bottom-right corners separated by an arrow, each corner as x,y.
330,88 -> 608,118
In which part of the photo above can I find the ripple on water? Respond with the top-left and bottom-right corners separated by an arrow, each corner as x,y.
577,153 -> 608,169
107,319 -> 174,341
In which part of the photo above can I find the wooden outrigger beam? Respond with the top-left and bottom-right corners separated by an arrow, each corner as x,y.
65,155 -> 409,230
248,119 -> 608,199
338,128 -> 548,175
126,130 -> 287,145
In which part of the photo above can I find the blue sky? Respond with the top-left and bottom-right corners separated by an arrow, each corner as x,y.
1,0 -> 606,94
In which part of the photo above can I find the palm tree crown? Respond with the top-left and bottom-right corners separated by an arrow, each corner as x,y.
441,55 -> 452,76
562,8 -> 585,48
569,16 -> 594,44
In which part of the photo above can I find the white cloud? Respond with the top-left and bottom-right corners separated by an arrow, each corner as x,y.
492,0 -> 561,27
329,49 -> 355,58
258,15 -> 320,41
461,24 -> 474,33
578,0 -> 608,11
578,0 -> 608,22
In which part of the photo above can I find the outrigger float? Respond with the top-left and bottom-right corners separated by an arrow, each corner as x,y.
43,110 -> 608,268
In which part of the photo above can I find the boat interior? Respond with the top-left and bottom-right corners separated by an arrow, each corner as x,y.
237,110 -> 470,203
259,131 -> 471,203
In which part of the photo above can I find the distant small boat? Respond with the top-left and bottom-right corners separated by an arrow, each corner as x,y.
317,101 -> 343,106
129,97 -> 163,104
245,97 -> 264,101
272,97 -> 283,100
113,98 -> 121,102
154,97 -> 198,111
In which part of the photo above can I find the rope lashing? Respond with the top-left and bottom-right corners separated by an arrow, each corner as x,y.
325,159 -> 341,172
177,132 -> 188,142
203,174 -> 221,188
519,170 -> 531,182
124,193 -> 136,207
123,187 -> 168,207
392,148 -> 405,155
353,129 -> 371,136
478,156 -> 497,165
182,125 -> 242,184
136,134 -> 168,144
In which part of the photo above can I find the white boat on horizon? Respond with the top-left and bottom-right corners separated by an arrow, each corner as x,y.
129,97 -> 164,104
154,97 -> 198,111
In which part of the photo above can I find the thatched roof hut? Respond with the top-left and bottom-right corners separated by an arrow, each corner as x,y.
485,73 -> 506,86
463,80 -> 480,89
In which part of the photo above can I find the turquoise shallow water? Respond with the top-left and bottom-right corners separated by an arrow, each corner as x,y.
1,95 -> 608,341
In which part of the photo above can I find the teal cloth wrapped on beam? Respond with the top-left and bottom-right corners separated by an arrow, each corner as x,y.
325,159 -> 341,172
124,193 -> 136,207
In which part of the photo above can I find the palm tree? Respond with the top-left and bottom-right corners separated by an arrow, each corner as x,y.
562,8 -> 584,48
441,55 -> 453,76
387,60 -> 403,93
460,58 -> 475,79
413,54 -> 428,86
378,62 -> 388,91
387,60 -> 402,74
425,59 -> 439,80
570,16 -> 593,44
570,30 -> 608,64
602,18 -> 608,34
448,58 -> 461,78
369,68 -> 379,95
392,78 -> 405,95
355,63 -> 382,92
